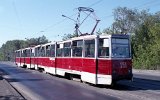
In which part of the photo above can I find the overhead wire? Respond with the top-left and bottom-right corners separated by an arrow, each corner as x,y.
38,0 -> 104,34
135,0 -> 158,9
37,13 -> 77,34
12,0 -> 23,34
38,0 -> 160,37
100,0 -> 160,22
88,0 -> 103,8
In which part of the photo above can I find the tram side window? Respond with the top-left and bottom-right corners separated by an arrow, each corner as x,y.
72,40 -> 83,57
35,47 -> 40,57
84,39 -> 95,57
46,45 -> 51,57
26,49 -> 31,57
50,44 -> 55,57
57,44 -> 63,57
23,50 -> 27,57
98,38 -> 109,58
16,51 -> 20,57
19,51 -> 21,57
35,48 -> 38,57
64,42 -> 71,57
31,49 -> 34,57
41,47 -> 45,57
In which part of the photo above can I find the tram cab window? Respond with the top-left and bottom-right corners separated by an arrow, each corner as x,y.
112,38 -> 130,58
57,44 -> 63,57
72,40 -> 83,57
50,44 -> 55,57
41,47 -> 45,57
98,38 -> 109,58
64,42 -> 71,57
46,45 -> 51,57
84,39 -> 95,57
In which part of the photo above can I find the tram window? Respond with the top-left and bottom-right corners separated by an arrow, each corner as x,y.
18,51 -> 21,57
35,47 -> 40,57
57,44 -> 63,57
31,49 -> 34,57
64,42 -> 71,57
64,48 -> 71,57
64,42 -> 71,48
26,50 -> 29,57
72,40 -> 83,57
35,48 -> 38,57
21,51 -> 23,57
16,51 -> 20,57
84,39 -> 95,57
50,45 -> 55,57
23,50 -> 27,57
98,38 -> 109,58
30,49 -> 33,57
26,50 -> 28,57
38,47 -> 41,57
26,49 -> 31,57
112,38 -> 130,58
41,47 -> 45,57
46,45 -> 51,57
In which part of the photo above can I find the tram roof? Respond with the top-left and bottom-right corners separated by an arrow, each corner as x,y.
41,42 -> 56,47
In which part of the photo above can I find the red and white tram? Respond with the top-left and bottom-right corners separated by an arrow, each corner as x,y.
15,34 -> 133,85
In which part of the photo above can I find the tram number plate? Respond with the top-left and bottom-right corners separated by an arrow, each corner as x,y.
120,62 -> 127,68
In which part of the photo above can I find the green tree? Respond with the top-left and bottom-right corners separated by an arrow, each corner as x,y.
25,35 -> 49,46
133,15 -> 160,69
103,7 -> 160,69
0,35 -> 49,61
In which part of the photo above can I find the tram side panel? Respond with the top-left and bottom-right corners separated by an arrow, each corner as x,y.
97,59 -> 112,85
38,57 -> 45,69
81,58 -> 97,84
25,57 -> 31,68
34,57 -> 39,70
30,56 -> 35,69
112,59 -> 132,81
20,57 -> 25,67
70,58 -> 83,74
47,57 -> 56,75
56,58 -> 67,76
15,57 -> 21,67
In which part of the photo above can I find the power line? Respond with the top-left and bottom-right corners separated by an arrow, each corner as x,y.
39,0 -> 160,36
37,13 -> 77,34
138,2 -> 160,10
88,0 -> 103,7
135,0 -> 158,9
12,0 -> 23,34
100,0 -> 160,21
38,0 -> 104,34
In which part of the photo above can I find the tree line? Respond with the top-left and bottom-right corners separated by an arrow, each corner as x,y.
0,7 -> 160,70
0,35 -> 49,61
104,7 -> 160,70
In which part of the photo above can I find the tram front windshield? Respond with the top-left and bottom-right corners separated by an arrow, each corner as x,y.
112,38 -> 130,58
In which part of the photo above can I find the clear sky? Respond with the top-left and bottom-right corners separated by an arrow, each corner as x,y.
0,0 -> 160,47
